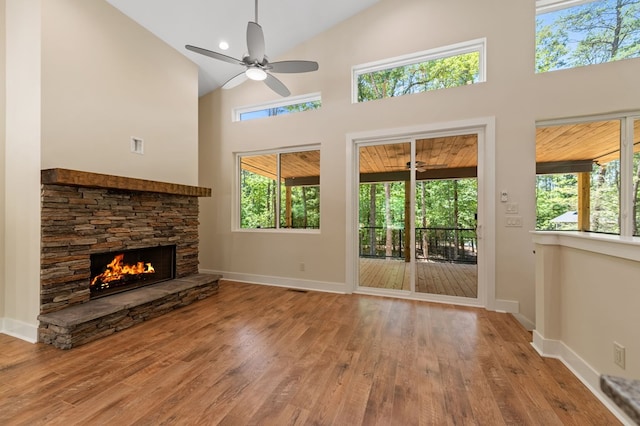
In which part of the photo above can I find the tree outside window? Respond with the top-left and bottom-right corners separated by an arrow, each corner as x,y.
536,0 -> 640,73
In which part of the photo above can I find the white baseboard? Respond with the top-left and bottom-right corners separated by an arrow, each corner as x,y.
494,298 -> 519,313
1,317 -> 38,343
199,269 -> 349,294
532,330 -> 634,426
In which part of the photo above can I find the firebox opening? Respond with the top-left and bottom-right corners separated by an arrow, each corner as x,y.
90,245 -> 176,299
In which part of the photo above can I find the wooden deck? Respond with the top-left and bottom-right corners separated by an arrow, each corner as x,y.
359,258 -> 478,298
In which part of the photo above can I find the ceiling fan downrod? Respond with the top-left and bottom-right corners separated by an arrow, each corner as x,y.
255,0 -> 259,23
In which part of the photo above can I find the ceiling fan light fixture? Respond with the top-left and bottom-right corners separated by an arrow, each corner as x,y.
245,67 -> 267,81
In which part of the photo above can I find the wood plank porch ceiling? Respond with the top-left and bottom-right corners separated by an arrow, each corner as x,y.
240,119 -> 640,181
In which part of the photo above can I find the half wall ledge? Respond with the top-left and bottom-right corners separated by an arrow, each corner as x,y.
41,168 -> 212,197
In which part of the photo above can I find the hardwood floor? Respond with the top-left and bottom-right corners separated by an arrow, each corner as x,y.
0,280 -> 619,425
360,258 -> 477,298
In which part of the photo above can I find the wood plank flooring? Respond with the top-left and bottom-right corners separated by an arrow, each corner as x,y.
0,280 -> 619,425
360,258 -> 478,298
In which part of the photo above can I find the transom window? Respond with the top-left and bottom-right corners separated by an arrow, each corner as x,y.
233,93 -> 321,122
352,39 -> 486,103
237,147 -> 320,231
536,0 -> 640,73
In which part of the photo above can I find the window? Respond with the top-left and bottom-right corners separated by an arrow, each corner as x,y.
238,147 -> 320,230
536,0 -> 640,73
233,93 -> 321,122
352,39 -> 486,103
536,113 -> 640,236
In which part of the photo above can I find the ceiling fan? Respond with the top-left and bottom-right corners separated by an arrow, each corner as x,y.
185,0 -> 319,97
405,161 -> 448,172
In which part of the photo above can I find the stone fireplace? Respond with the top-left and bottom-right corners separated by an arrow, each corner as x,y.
37,169 -> 220,349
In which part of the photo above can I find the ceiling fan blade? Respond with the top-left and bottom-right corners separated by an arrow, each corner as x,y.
222,72 -> 248,90
269,60 -> 319,74
246,22 -> 265,63
185,45 -> 243,66
264,74 -> 290,97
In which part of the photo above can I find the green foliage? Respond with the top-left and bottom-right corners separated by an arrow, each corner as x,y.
536,174 -> 578,230
280,186 -> 320,229
415,180 -> 477,229
359,182 -> 406,228
536,0 -> 640,72
359,179 -> 477,229
535,20 -> 569,72
240,169 -> 276,228
535,163 -> 621,233
357,52 -> 479,102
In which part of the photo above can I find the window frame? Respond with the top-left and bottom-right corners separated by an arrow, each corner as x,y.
351,38 -> 486,104
233,144 -> 321,233
232,92 -> 321,122
536,0 -> 598,14
536,111 -> 640,237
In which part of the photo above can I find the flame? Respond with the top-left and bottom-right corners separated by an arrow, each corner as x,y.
91,253 -> 155,287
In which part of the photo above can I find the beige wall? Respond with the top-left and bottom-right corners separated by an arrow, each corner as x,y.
534,237 -> 640,381
560,248 -> 640,378
40,0 -> 199,185
0,0 -> 6,319
198,0 -> 640,324
3,0 -> 42,338
1,0 -> 200,339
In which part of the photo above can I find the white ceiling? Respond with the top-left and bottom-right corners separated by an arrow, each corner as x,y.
106,0 -> 382,96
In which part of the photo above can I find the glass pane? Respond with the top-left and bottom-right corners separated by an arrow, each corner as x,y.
591,158 -> 620,234
240,154 -> 277,229
358,142 -> 410,291
279,150 -> 320,229
536,0 -> 640,73
414,136 -> 478,298
536,120 -> 621,234
358,51 -> 480,102
239,100 -> 321,121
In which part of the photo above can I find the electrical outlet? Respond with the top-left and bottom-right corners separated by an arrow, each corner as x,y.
299,262 -> 305,272
614,342 -> 626,369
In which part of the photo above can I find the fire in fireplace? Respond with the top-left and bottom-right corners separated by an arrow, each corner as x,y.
90,245 -> 176,298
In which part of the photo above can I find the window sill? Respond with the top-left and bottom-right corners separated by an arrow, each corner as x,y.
531,231 -> 640,262
233,228 -> 321,235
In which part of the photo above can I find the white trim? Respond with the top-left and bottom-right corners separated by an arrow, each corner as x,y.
532,231 -> 640,262
351,38 -> 486,104
513,313 -> 536,331
532,331 -> 636,425
232,92 -> 321,122
536,0 -> 598,14
198,269 -> 348,294
345,117 -> 497,310
1,318 -> 38,343
495,298 -> 519,314
537,111 -> 640,128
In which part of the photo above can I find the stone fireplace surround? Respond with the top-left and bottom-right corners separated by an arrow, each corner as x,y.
38,169 -> 220,349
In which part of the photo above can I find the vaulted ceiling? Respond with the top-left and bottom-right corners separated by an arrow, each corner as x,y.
106,0 -> 381,96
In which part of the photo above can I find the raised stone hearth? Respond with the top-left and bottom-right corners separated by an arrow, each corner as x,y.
39,168 -> 217,349
39,273 -> 219,349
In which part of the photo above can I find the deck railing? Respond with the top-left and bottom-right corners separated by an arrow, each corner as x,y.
359,226 -> 477,264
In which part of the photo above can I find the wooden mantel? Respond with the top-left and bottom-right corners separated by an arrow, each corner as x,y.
41,168 -> 211,197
